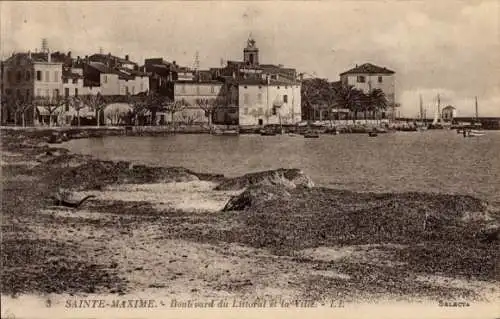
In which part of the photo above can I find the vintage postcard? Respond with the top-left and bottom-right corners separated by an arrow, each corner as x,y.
1,1 -> 499,318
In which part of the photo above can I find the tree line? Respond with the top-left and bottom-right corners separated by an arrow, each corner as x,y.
301,78 -> 389,123
1,92 -> 227,127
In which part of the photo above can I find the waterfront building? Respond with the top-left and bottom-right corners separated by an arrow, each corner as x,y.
238,77 -> 301,126
216,36 -> 302,126
1,50 -> 65,125
339,63 -> 396,120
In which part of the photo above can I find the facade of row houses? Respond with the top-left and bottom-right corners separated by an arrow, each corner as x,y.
139,36 -> 302,127
1,49 -> 150,126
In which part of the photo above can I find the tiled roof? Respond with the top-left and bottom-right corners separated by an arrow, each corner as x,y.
237,78 -> 299,86
174,80 -> 224,85
87,62 -> 147,79
88,62 -> 110,73
62,71 -> 82,79
340,63 -> 395,75
90,53 -> 137,65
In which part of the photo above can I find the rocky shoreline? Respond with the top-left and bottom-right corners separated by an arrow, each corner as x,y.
1,129 -> 499,302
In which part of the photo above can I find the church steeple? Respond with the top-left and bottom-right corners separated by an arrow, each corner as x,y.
243,33 -> 259,66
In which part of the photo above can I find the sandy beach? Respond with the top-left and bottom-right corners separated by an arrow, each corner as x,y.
1,129 -> 499,306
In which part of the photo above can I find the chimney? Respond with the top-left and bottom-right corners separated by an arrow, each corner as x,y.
67,51 -> 72,58
48,48 -> 51,63
28,50 -> 32,59
355,64 -> 358,67
125,54 -> 129,61
85,55 -> 89,63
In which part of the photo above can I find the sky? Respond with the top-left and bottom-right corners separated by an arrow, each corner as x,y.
1,0 -> 499,117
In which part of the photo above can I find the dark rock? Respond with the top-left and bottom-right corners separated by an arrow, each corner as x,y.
222,184 -> 292,211
215,168 -> 314,191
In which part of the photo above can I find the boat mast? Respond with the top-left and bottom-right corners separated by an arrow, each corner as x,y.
437,94 -> 441,123
419,94 -> 424,121
475,96 -> 479,122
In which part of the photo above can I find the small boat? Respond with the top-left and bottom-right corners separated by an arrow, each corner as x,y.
303,131 -> 320,138
212,128 -> 239,136
462,97 -> 485,137
464,129 -> 485,137
368,132 -> 378,137
260,130 -> 277,136
222,130 -> 239,136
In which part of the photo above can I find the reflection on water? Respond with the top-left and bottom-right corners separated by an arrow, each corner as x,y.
64,130 -> 500,202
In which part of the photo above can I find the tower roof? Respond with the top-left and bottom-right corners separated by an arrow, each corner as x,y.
340,63 -> 395,75
245,34 -> 257,50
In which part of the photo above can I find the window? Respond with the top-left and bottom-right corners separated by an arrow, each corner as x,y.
243,93 -> 250,106
181,85 -> 186,93
257,93 -> 263,104
196,86 -> 200,95
65,105 -> 70,112
54,71 -> 59,82
357,76 -> 366,83
63,78 -> 68,84
140,83 -> 144,91
72,78 -> 78,84
378,76 -> 383,83
36,89 -> 41,97
7,71 -> 12,83
26,89 -> 30,100
132,87 -> 135,95
272,107 -> 277,116
45,71 -> 50,83
244,107 -> 248,115
75,88 -> 78,97
5,88 -> 12,95
16,89 -> 21,98
16,71 -> 22,83
36,71 -> 42,81
65,88 -> 70,97
54,89 -> 60,97
103,75 -> 107,83
283,95 -> 288,103
25,71 -> 31,81
46,89 -> 50,97
125,86 -> 129,95
210,86 -> 215,93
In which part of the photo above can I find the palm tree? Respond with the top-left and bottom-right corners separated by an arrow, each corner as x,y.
335,85 -> 365,123
369,88 -> 388,122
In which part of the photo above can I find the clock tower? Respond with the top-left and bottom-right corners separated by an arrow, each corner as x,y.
243,34 -> 259,67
